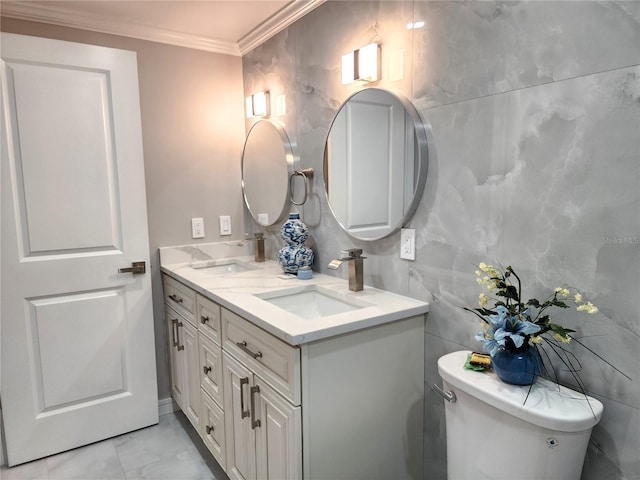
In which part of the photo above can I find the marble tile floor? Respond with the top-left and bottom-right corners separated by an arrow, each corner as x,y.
0,411 -> 229,480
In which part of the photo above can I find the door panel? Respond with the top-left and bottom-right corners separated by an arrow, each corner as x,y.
181,320 -> 201,430
166,309 -> 185,409
223,352 -> 256,480
8,62 -> 120,255
29,289 -> 127,410
1,33 -> 157,466
254,379 -> 301,480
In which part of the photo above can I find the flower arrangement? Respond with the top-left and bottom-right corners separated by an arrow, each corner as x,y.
465,262 -> 630,390
467,262 -> 599,361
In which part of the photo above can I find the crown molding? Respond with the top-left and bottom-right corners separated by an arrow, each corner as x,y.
0,0 -> 326,56
238,0 -> 325,56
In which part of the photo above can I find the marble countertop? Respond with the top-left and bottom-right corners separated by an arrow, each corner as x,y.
159,243 -> 429,345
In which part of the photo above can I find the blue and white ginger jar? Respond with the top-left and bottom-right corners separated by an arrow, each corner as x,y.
277,213 -> 314,274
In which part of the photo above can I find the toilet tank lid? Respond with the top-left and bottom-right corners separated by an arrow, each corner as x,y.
438,351 -> 603,433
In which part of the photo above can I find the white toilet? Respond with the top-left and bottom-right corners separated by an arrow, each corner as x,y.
437,350 -> 603,480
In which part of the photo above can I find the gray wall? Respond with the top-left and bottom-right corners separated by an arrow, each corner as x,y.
242,1 -> 640,478
0,17 -> 247,402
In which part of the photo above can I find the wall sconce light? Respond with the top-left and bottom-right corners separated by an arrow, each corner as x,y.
341,43 -> 380,85
245,91 -> 270,118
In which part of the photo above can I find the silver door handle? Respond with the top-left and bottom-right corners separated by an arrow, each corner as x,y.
240,377 -> 250,419
118,261 -> 146,274
250,385 -> 261,429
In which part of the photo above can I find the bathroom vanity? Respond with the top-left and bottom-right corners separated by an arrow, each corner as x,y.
160,243 -> 428,480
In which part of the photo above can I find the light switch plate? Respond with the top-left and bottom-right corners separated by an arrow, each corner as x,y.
400,228 -> 415,260
191,217 -> 205,239
219,215 -> 232,236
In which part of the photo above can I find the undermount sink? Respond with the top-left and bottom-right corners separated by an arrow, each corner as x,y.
189,259 -> 258,276
255,285 -> 371,320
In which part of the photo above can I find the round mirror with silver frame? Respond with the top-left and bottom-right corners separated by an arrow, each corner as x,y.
323,88 -> 429,241
242,120 -> 294,227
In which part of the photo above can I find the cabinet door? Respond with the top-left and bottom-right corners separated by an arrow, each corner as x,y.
181,319 -> 201,430
254,378 -> 302,480
166,308 -> 185,410
223,352 -> 256,480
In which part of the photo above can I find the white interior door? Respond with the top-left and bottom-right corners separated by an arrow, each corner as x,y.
1,33 -> 158,466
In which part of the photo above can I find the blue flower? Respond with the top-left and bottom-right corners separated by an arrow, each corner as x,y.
477,306 -> 541,357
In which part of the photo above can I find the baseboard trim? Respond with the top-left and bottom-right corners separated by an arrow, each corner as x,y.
158,397 -> 178,417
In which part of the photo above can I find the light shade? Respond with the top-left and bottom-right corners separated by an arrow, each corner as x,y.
357,43 -> 379,82
341,43 -> 380,85
245,91 -> 270,118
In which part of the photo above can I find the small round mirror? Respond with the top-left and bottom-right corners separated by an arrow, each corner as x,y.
242,120 -> 294,226
324,88 -> 429,240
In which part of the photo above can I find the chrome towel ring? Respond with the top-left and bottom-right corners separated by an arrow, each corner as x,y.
290,167 -> 314,206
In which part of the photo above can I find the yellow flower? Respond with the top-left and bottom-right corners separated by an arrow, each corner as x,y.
574,293 -> 583,303
553,333 -> 571,344
577,302 -> 598,314
531,335 -> 542,344
478,262 -> 499,278
554,287 -> 570,298
478,293 -> 488,307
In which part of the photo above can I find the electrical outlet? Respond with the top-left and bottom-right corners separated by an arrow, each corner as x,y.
219,215 -> 232,236
191,217 -> 205,239
400,228 -> 415,260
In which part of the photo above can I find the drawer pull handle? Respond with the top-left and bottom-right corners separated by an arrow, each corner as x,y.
201,315 -> 209,324
169,294 -> 183,304
240,377 -> 250,419
250,385 -> 261,429
203,366 -> 212,374
236,341 -> 263,359
206,425 -> 214,435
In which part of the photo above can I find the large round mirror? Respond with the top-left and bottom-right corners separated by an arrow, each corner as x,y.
242,120 -> 294,226
324,88 -> 429,240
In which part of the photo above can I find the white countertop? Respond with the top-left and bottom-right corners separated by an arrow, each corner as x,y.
159,243 -> 429,345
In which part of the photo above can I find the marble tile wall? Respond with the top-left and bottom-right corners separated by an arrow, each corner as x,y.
242,1 -> 640,478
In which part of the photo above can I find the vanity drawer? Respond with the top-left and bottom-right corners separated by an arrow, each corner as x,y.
197,294 -> 221,345
163,275 -> 196,322
199,332 -> 223,407
200,388 -> 226,470
222,308 -> 301,405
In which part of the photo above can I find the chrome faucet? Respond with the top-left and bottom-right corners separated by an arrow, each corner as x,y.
328,248 -> 366,292
252,233 -> 265,262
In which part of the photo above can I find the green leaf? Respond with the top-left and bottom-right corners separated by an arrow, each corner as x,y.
549,323 -> 576,335
552,299 -> 570,309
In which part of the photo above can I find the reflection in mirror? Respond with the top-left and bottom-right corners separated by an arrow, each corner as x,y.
242,120 -> 294,226
324,88 -> 429,241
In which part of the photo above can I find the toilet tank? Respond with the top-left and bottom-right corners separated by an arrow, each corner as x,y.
438,351 -> 603,480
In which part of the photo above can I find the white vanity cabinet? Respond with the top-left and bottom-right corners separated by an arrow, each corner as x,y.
162,271 -> 425,480
222,309 -> 302,480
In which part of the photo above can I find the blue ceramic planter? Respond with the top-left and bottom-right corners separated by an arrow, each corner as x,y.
492,346 -> 542,386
